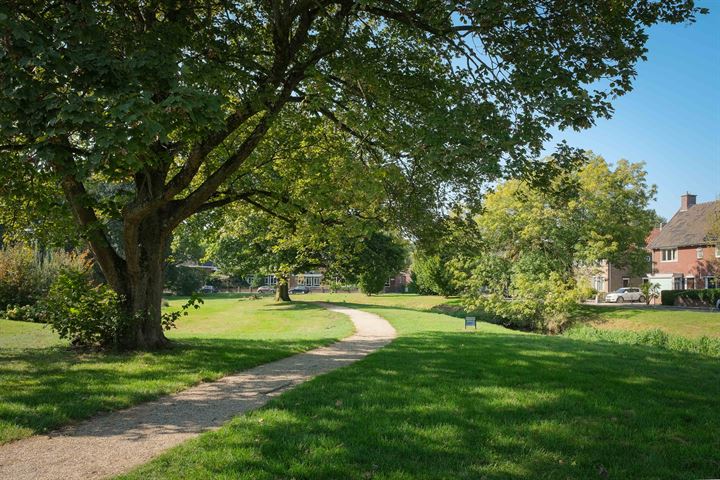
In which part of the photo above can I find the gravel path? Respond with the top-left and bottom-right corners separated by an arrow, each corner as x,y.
0,303 -> 396,480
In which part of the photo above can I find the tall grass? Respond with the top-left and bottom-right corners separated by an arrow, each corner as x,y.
564,324 -> 720,357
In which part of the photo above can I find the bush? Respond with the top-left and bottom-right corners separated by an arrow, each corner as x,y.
4,303 -> 46,323
412,252 -> 458,296
661,289 -> 720,307
565,325 -> 720,358
0,245 -> 89,310
165,265 -> 207,296
44,269 -> 127,348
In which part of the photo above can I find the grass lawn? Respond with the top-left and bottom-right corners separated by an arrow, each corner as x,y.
580,305 -> 720,338
0,297 -> 352,445
122,296 -> 720,480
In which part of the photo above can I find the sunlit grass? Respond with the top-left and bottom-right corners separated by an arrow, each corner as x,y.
122,300 -> 720,479
580,305 -> 720,338
0,297 -> 352,444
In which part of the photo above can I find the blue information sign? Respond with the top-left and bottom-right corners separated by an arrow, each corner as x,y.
465,316 -> 476,330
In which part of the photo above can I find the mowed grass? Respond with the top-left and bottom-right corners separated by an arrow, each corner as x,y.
121,298 -> 720,480
582,305 -> 720,338
0,297 -> 352,444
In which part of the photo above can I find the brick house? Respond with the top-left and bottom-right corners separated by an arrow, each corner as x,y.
645,194 -> 719,290
384,271 -> 412,293
589,228 -> 661,294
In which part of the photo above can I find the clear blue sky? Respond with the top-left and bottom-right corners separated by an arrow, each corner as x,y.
546,5 -> 720,221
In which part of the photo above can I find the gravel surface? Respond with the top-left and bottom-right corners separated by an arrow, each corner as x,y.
0,303 -> 396,480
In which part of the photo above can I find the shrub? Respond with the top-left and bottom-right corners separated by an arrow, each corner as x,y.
44,269 -> 127,348
0,245 -> 89,310
661,288 -> 720,307
640,282 -> 661,305
4,303 -> 46,323
165,265 -> 207,296
412,252 -> 458,296
463,265 -> 592,333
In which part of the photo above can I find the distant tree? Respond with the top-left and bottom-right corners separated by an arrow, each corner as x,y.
462,154 -> 658,331
341,232 -> 407,296
0,2 -> 704,348
412,251 -> 458,297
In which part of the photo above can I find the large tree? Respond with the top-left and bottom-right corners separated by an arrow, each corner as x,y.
0,1 -> 704,348
459,154 -> 658,331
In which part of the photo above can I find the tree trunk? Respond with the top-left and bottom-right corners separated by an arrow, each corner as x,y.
121,255 -> 167,350
122,215 -> 170,349
89,213 -> 170,350
275,275 -> 291,302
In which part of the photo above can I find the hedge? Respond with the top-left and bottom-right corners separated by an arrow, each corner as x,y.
661,288 -> 720,307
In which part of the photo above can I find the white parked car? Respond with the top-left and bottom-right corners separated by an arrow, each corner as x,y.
605,287 -> 644,304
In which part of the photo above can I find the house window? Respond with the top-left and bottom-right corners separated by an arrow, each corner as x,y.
661,249 -> 677,262
622,277 -> 630,288
673,277 -> 683,290
707,277 -> 717,289
686,277 -> 695,290
716,246 -> 719,258
697,247 -> 704,259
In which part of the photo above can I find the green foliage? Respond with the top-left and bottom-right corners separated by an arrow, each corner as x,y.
661,289 -> 720,307
411,251 -> 458,296
565,325 -> 720,358
0,1 -> 704,347
640,282 -> 661,305
44,269 -> 126,348
344,233 -> 407,296
461,155 -> 656,331
0,245 -> 89,311
250,274 -> 266,290
165,265 -> 207,296
4,303 -> 45,323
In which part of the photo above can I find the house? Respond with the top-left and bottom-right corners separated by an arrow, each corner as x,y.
590,260 -> 645,294
249,271 -> 325,290
589,228 -> 660,294
645,193 -> 719,290
384,271 -> 412,293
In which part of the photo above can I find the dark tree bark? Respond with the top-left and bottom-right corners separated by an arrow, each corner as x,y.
275,275 -> 291,302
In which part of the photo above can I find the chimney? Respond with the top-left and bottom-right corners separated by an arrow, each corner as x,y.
680,192 -> 697,212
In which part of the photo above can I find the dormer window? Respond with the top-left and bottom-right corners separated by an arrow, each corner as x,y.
661,248 -> 677,262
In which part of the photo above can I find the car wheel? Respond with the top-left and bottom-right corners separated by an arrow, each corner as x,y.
616,296 -> 624,303
638,295 -> 646,304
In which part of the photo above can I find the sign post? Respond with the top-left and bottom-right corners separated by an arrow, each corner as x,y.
464,316 -> 476,330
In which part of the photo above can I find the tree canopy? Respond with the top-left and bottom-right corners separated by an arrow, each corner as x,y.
458,154 -> 658,331
0,1 -> 705,348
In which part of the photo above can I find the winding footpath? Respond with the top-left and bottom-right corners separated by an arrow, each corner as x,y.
0,303 -> 396,480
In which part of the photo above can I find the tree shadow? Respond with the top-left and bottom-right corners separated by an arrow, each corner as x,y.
0,336 -> 335,442
126,331 -> 720,479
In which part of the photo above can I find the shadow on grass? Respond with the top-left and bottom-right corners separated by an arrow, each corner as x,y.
124,331 -> 720,480
0,336 -> 334,443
